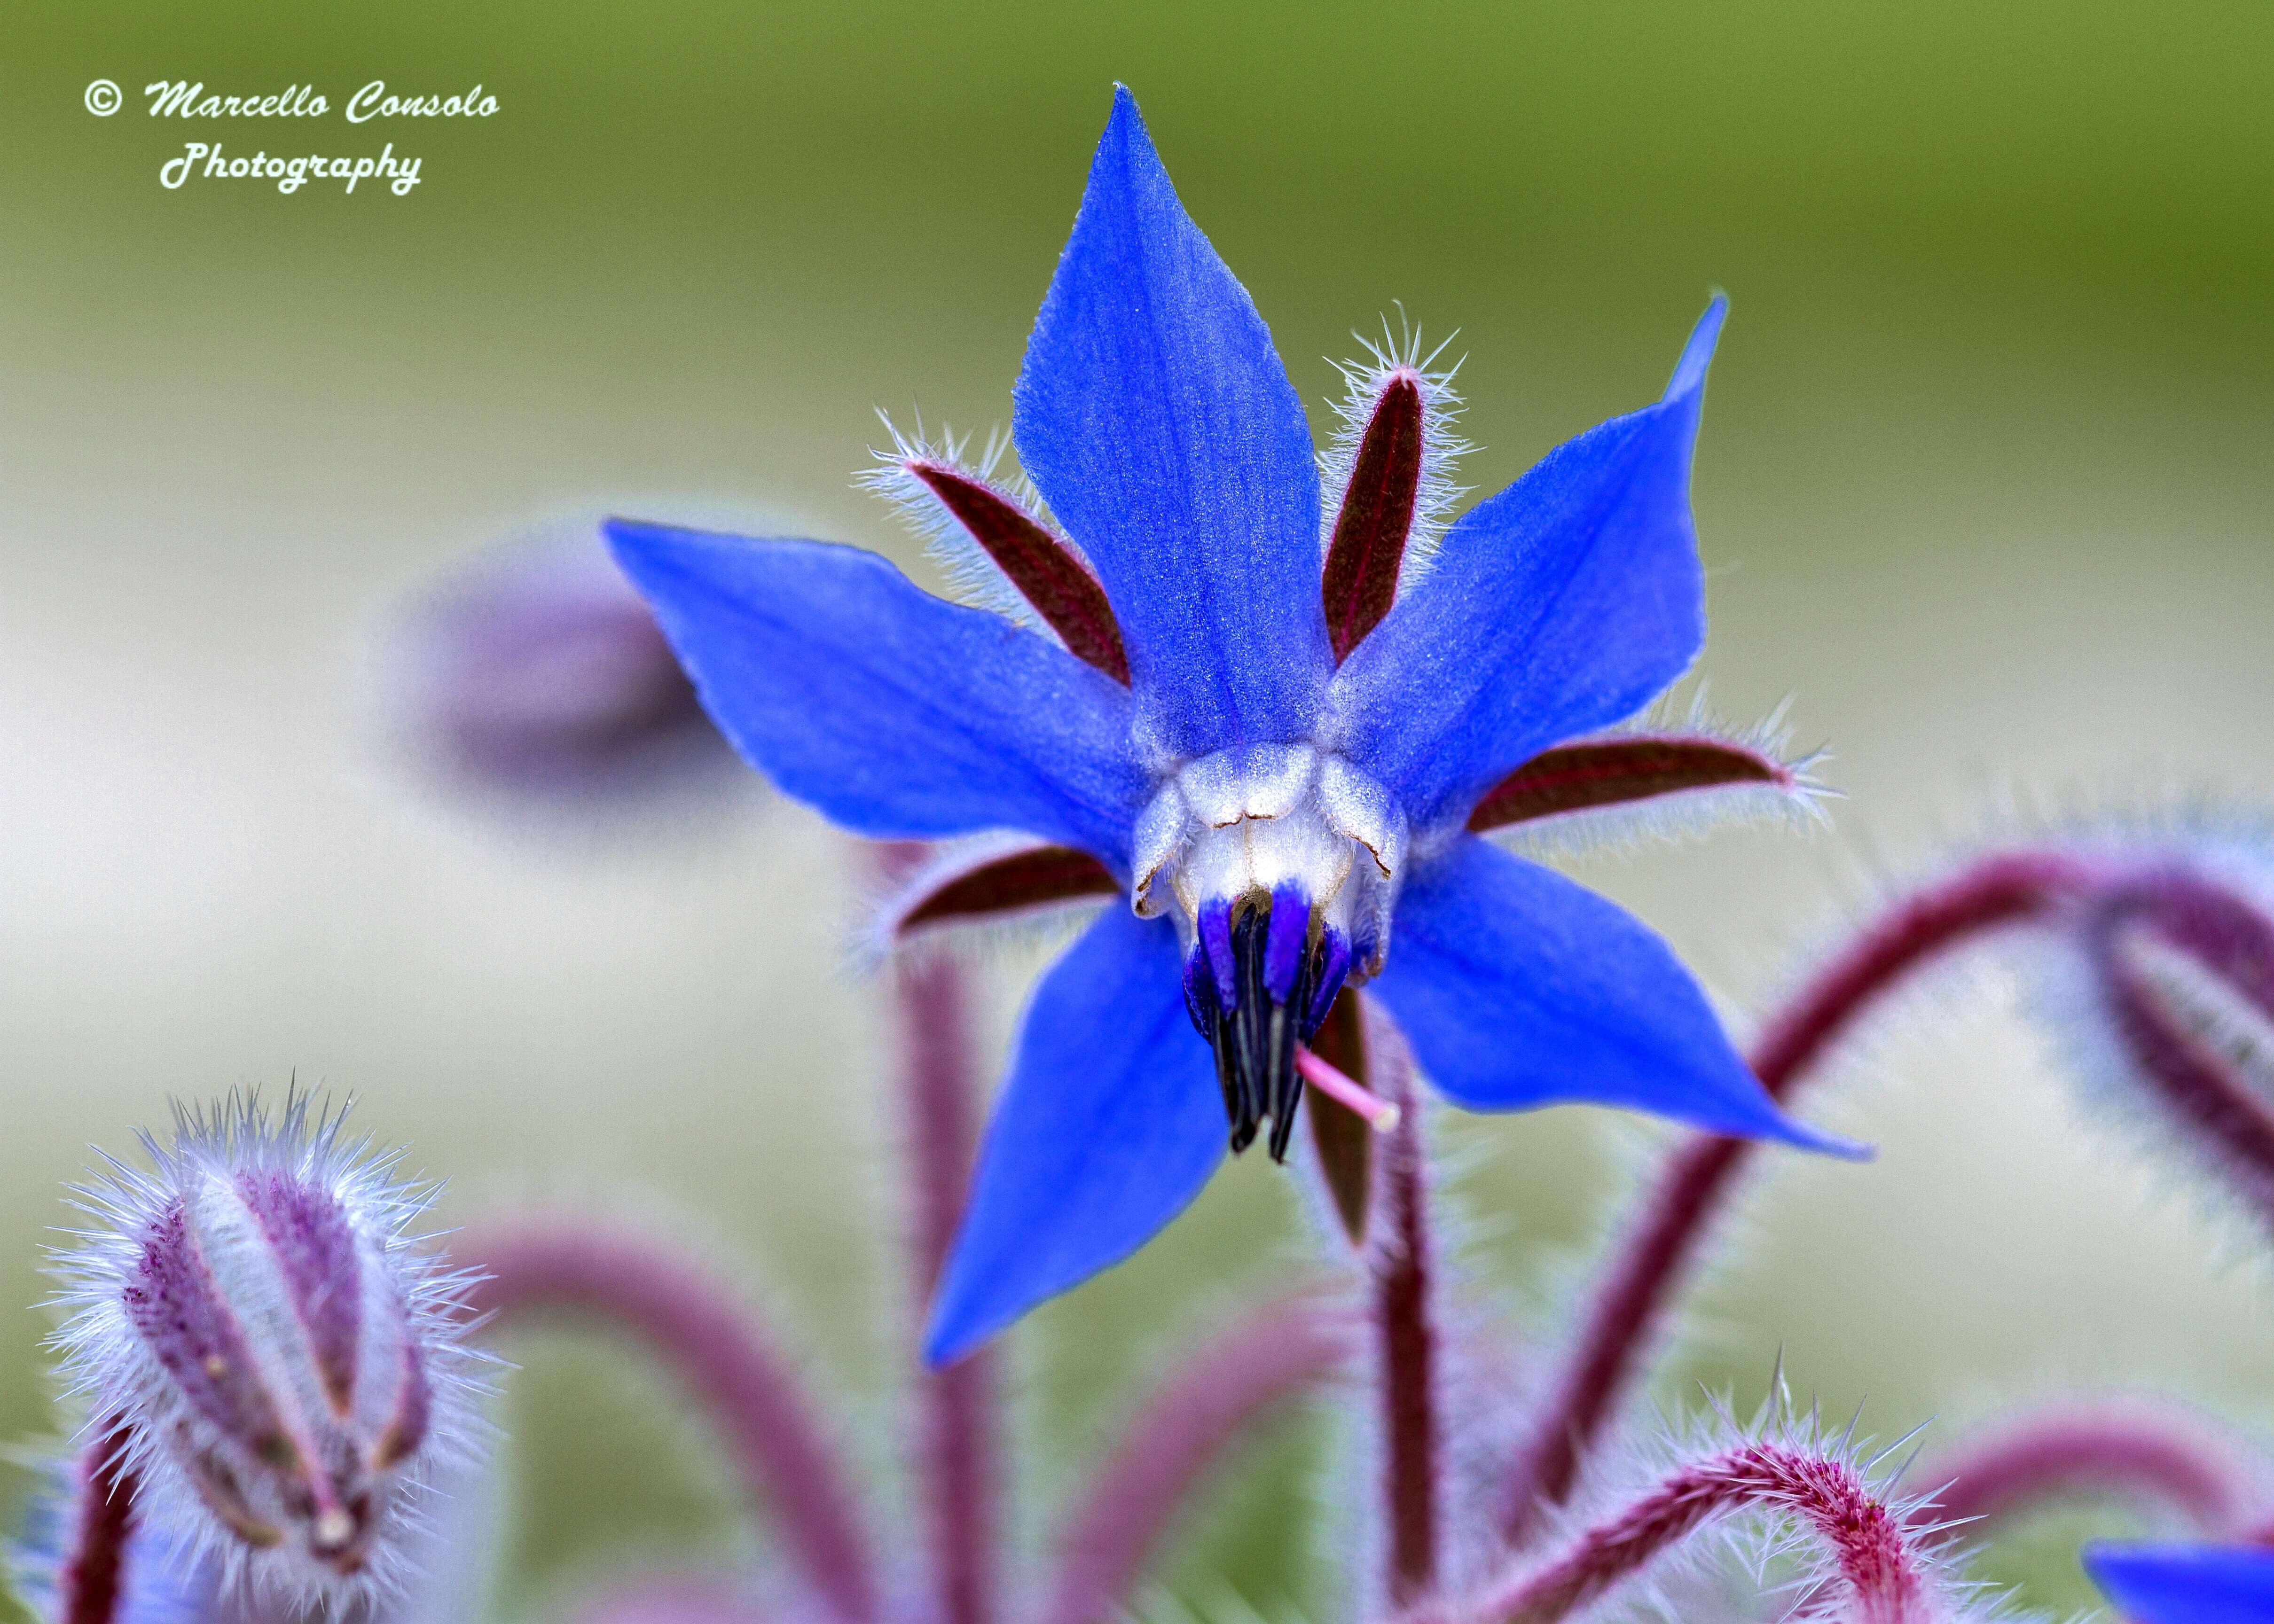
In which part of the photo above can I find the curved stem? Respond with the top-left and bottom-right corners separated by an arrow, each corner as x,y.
1927,1401 -> 2257,1535
1368,1001 -> 1445,1605
1504,850 -> 2099,1540
880,837 -> 1002,1624
1038,1292 -> 1359,1624
1440,1442 -> 1936,1624
52,1420 -> 140,1624
459,1223 -> 879,1624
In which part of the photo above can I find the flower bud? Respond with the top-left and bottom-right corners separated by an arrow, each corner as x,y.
392,524 -> 737,808
2071,858 -> 2274,1235
48,1096 -> 482,1606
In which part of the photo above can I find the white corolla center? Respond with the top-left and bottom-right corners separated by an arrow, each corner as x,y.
1130,742 -> 1408,979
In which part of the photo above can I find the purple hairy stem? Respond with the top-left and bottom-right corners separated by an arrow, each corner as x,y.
1367,1002 -> 1446,1605
55,1421 -> 140,1624
1504,850 -> 2100,1541
1039,1293 -> 1360,1624
1928,1401 -> 2257,1535
1426,1443 -> 1937,1624
881,842 -> 1002,1624
2089,868 -> 2274,1232
459,1224 -> 878,1624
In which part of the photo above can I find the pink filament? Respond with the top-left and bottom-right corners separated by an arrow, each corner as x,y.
1297,1045 -> 1402,1130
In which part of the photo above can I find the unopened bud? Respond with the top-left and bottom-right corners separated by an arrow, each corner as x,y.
48,1096 -> 483,1605
2078,863 -> 2274,1234
392,524 -> 736,807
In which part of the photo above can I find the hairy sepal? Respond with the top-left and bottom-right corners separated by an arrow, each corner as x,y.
1474,695 -> 1831,862
860,417 -> 1129,683
1318,319 -> 1471,610
866,835 -> 1122,968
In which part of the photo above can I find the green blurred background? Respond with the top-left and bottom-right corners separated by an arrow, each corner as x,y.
3,2 -> 2272,1617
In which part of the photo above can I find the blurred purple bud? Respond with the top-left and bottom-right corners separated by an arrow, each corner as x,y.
394,526 -> 737,807
47,1095 -> 486,1608
2078,862 -> 2274,1234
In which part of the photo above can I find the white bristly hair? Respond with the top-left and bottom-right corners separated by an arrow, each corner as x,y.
1318,312 -> 1474,593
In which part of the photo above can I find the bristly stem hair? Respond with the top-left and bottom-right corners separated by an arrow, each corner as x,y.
881,841 -> 1004,1624
1364,999 -> 1448,1604
1434,1439 -> 1941,1624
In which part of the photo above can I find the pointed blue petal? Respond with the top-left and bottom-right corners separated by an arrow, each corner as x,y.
2086,1543 -> 2274,1624
925,905 -> 1223,1365
1373,835 -> 1858,1152
1328,298 -> 1728,835
608,521 -> 1147,864
1012,87 -> 1331,757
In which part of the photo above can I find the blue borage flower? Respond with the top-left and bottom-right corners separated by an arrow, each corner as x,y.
608,86 -> 1858,1366
2086,1542 -> 2274,1623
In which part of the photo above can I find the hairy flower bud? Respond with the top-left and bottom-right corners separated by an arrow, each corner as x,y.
47,1096 -> 483,1606
2063,854 -> 2274,1236
393,525 -> 737,807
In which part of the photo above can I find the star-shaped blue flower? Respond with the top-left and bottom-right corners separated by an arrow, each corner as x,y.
609,87 -> 1850,1366
2087,1543 -> 2274,1623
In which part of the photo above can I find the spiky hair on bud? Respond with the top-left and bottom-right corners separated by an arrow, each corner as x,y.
1318,313 -> 1472,591
1451,1387 -> 2027,1624
45,1093 -> 490,1611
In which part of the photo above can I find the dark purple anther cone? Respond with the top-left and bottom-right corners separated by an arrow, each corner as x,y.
1183,889 -> 1351,1160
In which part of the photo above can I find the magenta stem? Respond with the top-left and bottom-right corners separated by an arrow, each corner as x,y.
55,1420 -> 139,1624
1928,1401 -> 2256,1535
880,839 -> 1002,1624
1504,850 -> 2099,1540
1038,1292 -> 1359,1624
1439,1442 -> 1935,1624
460,1223 -> 879,1624
1367,1002 -> 1445,1605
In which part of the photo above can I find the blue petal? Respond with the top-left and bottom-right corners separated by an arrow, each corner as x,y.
608,521 -> 1147,864
2086,1543 -> 2274,1624
1372,835 -> 1856,1152
1328,298 -> 1728,835
1012,86 -> 1330,757
925,905 -> 1223,1365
